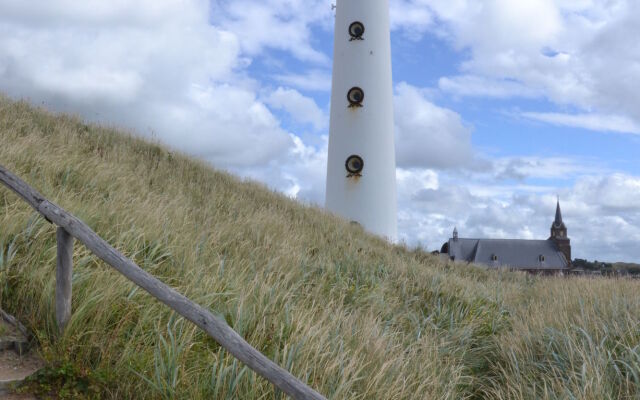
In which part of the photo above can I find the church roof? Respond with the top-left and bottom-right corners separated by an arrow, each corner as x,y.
447,238 -> 568,270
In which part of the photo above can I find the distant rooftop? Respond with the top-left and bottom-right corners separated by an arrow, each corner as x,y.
446,237 -> 568,270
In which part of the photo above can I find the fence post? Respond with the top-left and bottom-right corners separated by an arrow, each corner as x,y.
1,165 -> 327,399
56,227 -> 73,334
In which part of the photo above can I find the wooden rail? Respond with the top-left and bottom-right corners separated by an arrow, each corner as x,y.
0,165 -> 326,400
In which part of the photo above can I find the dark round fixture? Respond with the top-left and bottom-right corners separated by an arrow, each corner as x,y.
349,21 -> 365,40
345,155 -> 364,175
347,87 -> 364,107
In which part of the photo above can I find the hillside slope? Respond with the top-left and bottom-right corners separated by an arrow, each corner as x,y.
1,96 -> 639,399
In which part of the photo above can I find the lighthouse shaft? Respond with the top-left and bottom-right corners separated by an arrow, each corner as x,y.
325,0 -> 398,240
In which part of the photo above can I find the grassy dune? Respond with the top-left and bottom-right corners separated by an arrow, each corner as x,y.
1,96 -> 639,399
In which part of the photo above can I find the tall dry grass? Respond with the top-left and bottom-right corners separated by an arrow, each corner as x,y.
0,95 -> 639,399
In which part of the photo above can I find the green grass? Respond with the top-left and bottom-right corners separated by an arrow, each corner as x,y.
1,95 -> 639,399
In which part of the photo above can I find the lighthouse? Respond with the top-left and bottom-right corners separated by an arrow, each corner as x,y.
325,0 -> 398,240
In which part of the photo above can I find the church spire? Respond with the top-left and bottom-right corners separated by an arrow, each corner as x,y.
549,197 -> 571,265
554,198 -> 564,227
551,198 -> 567,233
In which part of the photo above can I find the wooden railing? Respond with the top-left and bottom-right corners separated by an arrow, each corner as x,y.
0,165 -> 326,400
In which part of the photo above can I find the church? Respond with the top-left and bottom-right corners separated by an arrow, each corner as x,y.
440,201 -> 571,274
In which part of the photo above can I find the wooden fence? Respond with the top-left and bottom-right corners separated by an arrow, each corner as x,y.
0,165 -> 326,400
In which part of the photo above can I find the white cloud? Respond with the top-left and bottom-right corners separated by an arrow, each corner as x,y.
521,112 -> 640,134
574,174 -> 640,212
439,75 -> 542,99
265,87 -> 327,131
394,82 -> 477,169
274,70 -> 332,92
389,0 -> 434,39
239,134 -> 328,205
211,0 -> 332,64
450,0 -> 562,51
397,168 -> 439,199
170,84 -> 293,166
491,156 -> 607,181
425,0 -> 640,133
0,0 -> 297,168
0,0 -> 206,27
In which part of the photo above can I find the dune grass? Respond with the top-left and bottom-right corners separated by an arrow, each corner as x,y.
0,95 -> 639,399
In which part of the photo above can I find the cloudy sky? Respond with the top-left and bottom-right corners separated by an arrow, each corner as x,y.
1,0 -> 639,262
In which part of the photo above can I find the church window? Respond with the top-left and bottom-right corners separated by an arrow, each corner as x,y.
491,254 -> 498,261
539,255 -> 545,262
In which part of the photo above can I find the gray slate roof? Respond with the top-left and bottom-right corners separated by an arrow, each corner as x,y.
447,238 -> 568,270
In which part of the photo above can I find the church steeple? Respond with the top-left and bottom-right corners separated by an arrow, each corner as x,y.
550,199 -> 567,238
549,198 -> 571,265
553,199 -> 565,229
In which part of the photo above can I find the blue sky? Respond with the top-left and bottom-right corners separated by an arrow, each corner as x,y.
1,0 -> 639,262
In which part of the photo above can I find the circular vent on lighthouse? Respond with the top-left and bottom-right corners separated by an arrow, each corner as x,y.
345,155 -> 364,176
347,87 -> 364,107
349,22 -> 365,40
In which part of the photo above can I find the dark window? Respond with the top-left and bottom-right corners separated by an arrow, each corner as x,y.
347,87 -> 364,107
345,155 -> 364,175
349,21 -> 365,40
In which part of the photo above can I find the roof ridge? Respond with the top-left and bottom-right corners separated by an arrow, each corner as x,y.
456,238 -> 552,242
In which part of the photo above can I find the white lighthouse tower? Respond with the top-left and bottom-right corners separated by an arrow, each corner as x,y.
325,0 -> 398,240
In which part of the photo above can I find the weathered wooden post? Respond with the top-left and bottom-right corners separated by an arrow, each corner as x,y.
1,165 -> 327,400
56,227 -> 73,333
